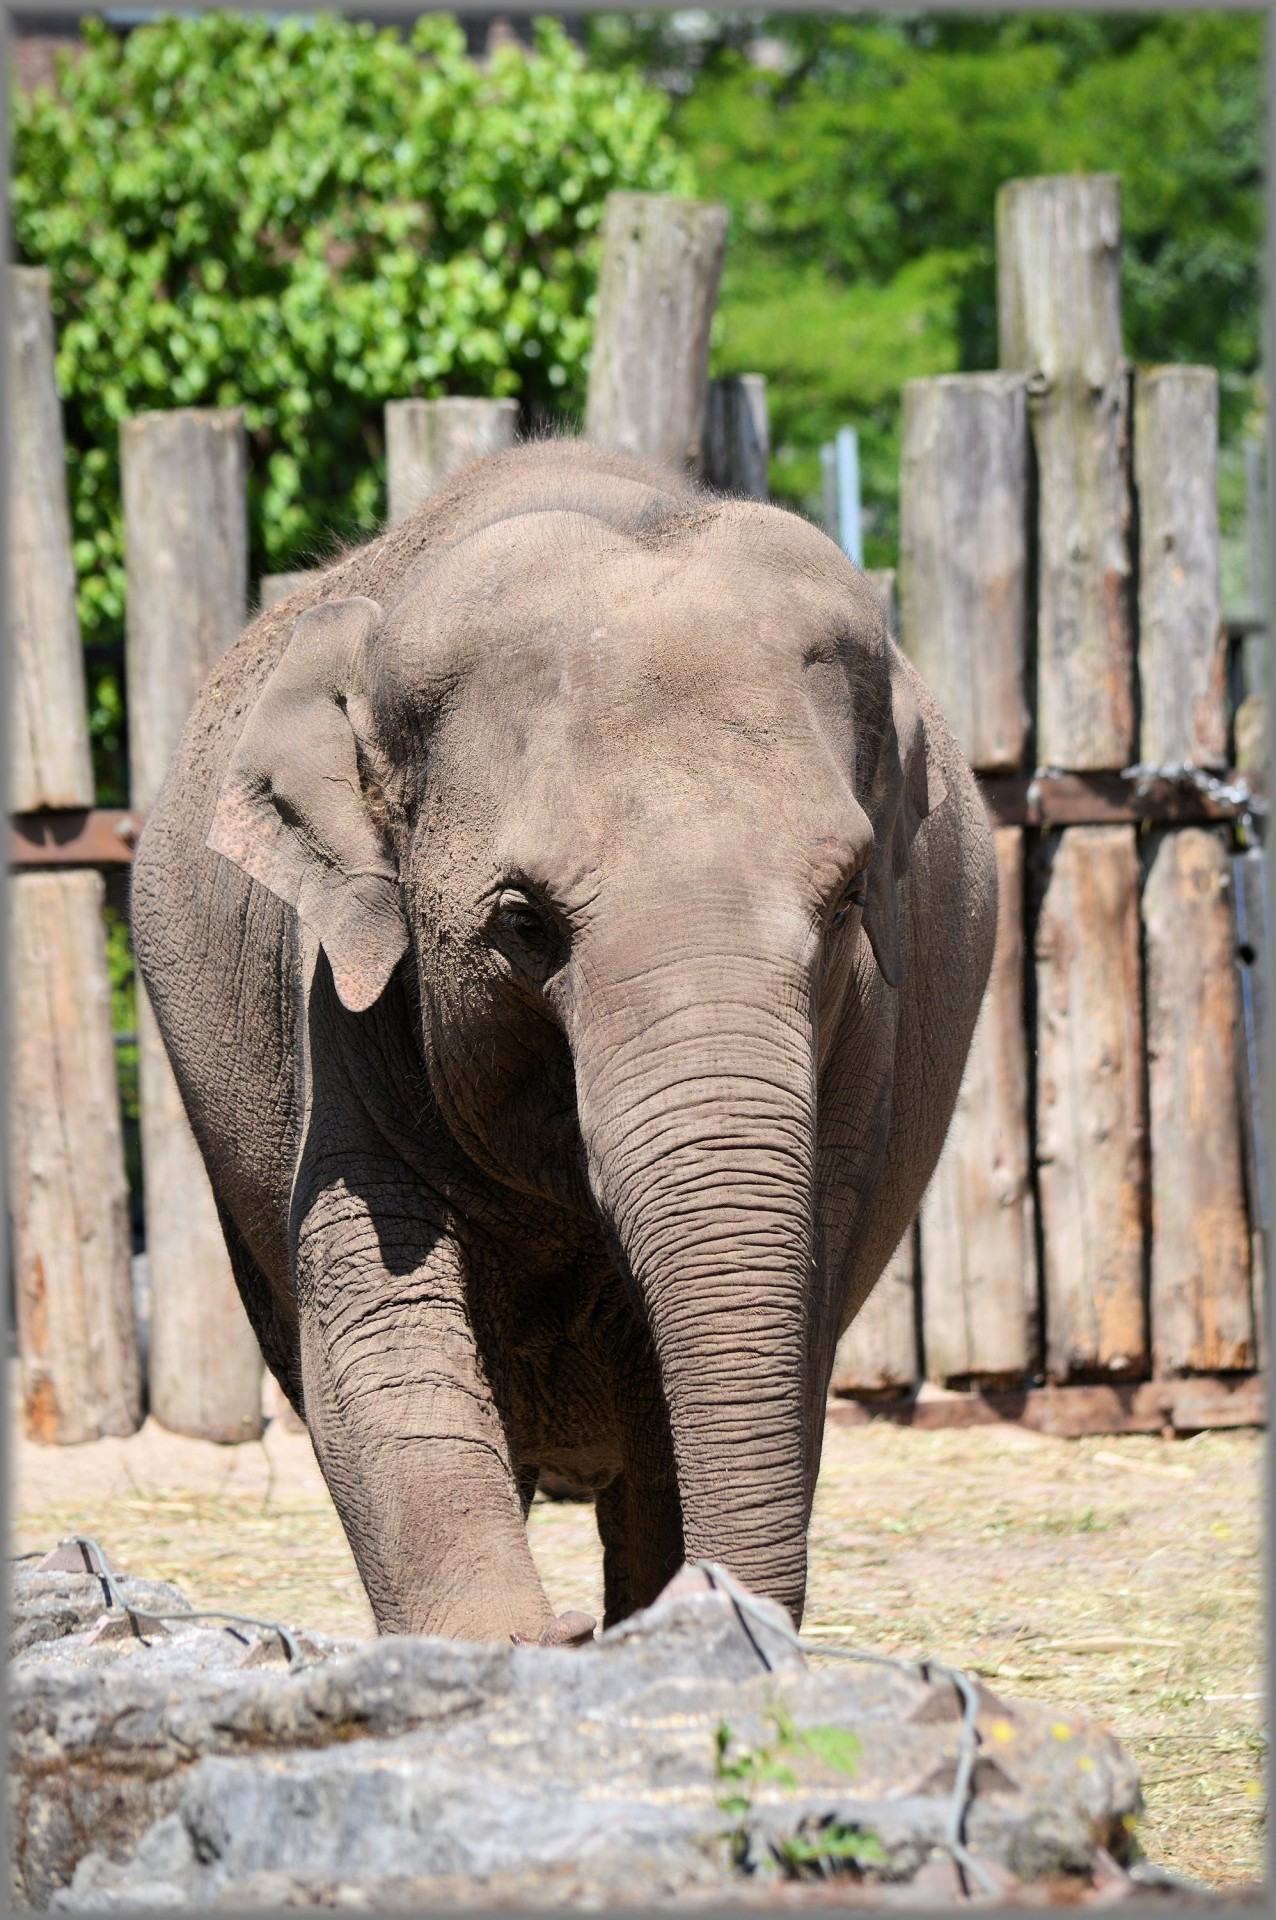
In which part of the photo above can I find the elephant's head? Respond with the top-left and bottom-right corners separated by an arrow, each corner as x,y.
210,447 -> 941,1621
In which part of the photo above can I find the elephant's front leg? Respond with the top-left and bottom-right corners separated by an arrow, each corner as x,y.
294,1177 -> 553,1643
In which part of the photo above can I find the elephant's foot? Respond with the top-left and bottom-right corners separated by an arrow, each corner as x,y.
511,1609 -> 597,1649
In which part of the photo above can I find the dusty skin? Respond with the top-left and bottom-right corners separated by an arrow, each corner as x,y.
10,1381 -> 1264,1891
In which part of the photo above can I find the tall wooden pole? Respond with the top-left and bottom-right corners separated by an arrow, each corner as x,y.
1134,365 -> 1254,1373
997,174 -> 1134,770
703,374 -> 769,499
385,396 -> 519,524
920,829 -> 1035,1385
585,192 -> 729,474
1035,826 -> 1147,1380
1134,366 -> 1227,768
8,267 -> 141,1441
900,371 -> 1035,1387
1144,829 -> 1254,1373
122,406 -> 264,1441
899,374 -> 1029,773
830,1230 -> 917,1399
999,177 -> 1146,1382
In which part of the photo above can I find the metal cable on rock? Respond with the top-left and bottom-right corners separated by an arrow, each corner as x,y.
692,1559 -> 1001,1900
25,1536 -> 305,1668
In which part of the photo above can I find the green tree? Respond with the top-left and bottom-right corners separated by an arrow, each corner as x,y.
11,10 -> 691,797
589,12 -> 1264,564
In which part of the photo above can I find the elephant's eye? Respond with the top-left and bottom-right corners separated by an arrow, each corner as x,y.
492,888 -> 559,967
830,873 -> 868,930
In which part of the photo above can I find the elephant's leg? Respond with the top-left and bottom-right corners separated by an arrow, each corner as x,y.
594,1339 -> 684,1626
595,1474 -> 684,1627
294,1176 -> 554,1643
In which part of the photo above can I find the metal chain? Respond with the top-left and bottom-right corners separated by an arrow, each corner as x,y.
692,1559 -> 1001,1900
1119,761 -> 1265,818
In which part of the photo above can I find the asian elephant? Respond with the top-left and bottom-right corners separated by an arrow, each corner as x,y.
131,439 -> 997,1644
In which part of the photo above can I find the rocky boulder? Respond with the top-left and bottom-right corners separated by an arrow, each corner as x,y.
9,1551 -> 1152,1909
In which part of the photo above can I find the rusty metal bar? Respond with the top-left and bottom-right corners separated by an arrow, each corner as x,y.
10,808 -> 140,867
979,769 -> 1263,829
7,772 -> 1266,870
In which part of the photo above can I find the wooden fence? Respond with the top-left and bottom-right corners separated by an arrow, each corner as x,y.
8,177 -> 1267,1446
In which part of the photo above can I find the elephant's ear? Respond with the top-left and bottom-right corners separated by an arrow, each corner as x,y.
861,654 -> 947,990
208,596 -> 409,1014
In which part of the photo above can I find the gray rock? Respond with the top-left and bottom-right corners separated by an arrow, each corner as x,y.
8,1565 -> 193,1659
9,1560 -> 1143,1910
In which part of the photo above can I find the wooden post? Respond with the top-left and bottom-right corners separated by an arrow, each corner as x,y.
1144,829 -> 1254,1373
258,570 -> 321,612
7,268 -> 141,1441
584,192 -> 729,474
899,374 -> 1030,772
1134,367 -> 1227,768
703,374 -> 769,499
899,370 -> 1035,1385
920,829 -> 1034,1384
385,396 -> 519,524
997,174 -> 1134,769
9,269 -> 95,811
121,406 -> 264,1442
1035,826 -> 1147,1380
829,1228 -> 917,1398
10,876 -> 142,1442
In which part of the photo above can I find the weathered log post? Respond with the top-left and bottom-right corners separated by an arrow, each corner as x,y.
1136,366 -> 1254,1373
121,406 -> 264,1441
584,192 -> 729,474
1035,826 -> 1147,1380
898,373 -> 1035,1385
703,374 -> 769,498
1134,367 -> 1228,769
385,395 -> 520,523
997,174 -> 1134,770
829,1230 -> 918,1400
899,375 -> 1030,773
922,829 -> 1036,1384
999,174 -> 1147,1382
7,267 -> 142,1442
1144,829 -> 1254,1372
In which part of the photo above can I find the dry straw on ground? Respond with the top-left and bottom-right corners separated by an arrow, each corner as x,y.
10,1388 -> 1265,1889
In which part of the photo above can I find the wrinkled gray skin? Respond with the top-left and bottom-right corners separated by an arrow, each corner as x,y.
132,442 -> 996,1645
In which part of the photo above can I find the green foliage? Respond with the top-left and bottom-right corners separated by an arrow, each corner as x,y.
772,1820 -> 887,1878
715,1704 -> 879,1878
590,13 -> 1264,562
11,10 -> 690,795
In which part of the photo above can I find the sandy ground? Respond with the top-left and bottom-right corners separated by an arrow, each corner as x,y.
9,1391 -> 1266,1890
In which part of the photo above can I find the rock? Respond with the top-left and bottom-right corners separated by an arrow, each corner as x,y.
8,1564 -> 193,1659
9,1555 -> 1144,1910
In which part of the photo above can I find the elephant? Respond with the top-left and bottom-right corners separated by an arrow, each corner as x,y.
131,438 -> 997,1645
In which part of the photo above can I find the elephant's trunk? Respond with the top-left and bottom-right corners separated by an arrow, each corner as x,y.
569,942 -> 817,1623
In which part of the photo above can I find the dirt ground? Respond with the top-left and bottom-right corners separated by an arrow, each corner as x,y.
9,1384 -> 1266,1891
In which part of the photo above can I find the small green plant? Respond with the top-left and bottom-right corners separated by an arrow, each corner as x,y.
715,1701 -> 882,1879
773,1819 -> 887,1879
